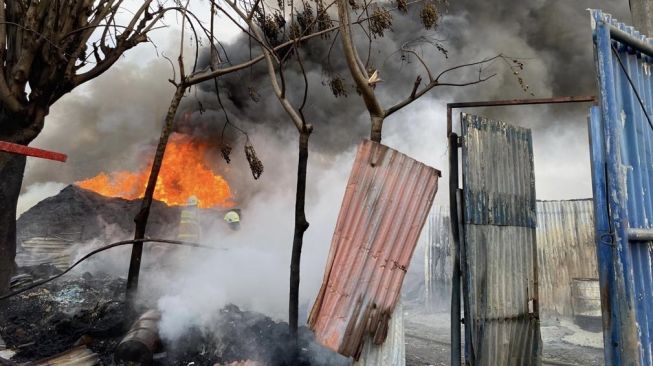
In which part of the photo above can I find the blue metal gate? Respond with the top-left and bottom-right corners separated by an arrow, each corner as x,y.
461,113 -> 542,365
590,9 -> 653,365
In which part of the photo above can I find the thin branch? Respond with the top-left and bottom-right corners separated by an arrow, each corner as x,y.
410,75 -> 421,98
223,0 -> 304,131
188,5 -> 385,86
384,55 -> 502,118
433,54 -> 504,83
246,0 -> 264,22
295,41 -> 309,124
400,48 -> 434,81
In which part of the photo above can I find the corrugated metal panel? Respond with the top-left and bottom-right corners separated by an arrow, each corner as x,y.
462,115 -> 536,228
353,300 -> 405,366
424,207 -> 453,311
308,139 -> 440,359
536,200 -> 598,317
591,9 -> 653,365
461,113 -> 541,365
16,237 -> 73,270
425,200 -> 598,318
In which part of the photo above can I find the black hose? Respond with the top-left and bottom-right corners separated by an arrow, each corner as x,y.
1,238 -> 221,301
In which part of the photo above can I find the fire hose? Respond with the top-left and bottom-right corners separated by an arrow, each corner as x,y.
0,238 -> 222,301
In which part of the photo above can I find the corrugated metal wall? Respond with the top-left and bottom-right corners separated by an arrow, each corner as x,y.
424,201 -> 598,318
309,139 -> 440,359
536,200 -> 598,317
461,113 -> 542,366
591,9 -> 653,364
424,207 -> 453,311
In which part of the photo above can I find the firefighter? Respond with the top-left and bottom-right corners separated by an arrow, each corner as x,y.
224,209 -> 241,231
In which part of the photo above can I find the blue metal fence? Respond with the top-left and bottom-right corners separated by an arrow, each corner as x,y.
590,9 -> 653,365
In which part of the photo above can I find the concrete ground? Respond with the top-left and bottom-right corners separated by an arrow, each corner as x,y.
404,311 -> 604,366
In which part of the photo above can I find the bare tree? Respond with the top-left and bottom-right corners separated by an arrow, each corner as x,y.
335,0 -> 512,142
121,0 -> 523,347
0,0 -> 173,295
0,4 -> 525,359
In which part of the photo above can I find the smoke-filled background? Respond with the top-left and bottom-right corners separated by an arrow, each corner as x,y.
15,0 -> 630,341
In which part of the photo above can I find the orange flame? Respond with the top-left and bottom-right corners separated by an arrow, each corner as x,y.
76,134 -> 234,208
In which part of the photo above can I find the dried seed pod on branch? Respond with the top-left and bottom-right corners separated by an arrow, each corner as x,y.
244,142 -> 264,180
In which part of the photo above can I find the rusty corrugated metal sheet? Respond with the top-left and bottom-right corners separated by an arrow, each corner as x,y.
461,114 -> 542,365
591,9 -> 653,364
24,346 -> 99,366
536,199 -> 598,317
308,139 -> 440,359
353,301 -> 405,366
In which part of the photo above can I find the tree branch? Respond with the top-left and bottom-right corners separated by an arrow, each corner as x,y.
384,55 -> 502,118
336,0 -> 384,118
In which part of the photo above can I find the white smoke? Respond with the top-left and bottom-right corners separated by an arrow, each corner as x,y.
16,182 -> 67,217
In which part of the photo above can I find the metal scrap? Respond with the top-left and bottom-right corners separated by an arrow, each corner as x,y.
308,139 -> 439,359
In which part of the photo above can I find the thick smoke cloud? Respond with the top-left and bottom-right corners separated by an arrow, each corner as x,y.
21,1 -> 630,199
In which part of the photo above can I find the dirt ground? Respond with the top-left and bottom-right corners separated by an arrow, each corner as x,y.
404,311 -> 604,366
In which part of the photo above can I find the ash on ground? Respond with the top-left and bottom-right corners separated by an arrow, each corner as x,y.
0,265 -> 349,366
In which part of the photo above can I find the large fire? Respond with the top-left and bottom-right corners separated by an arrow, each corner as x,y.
76,134 -> 234,208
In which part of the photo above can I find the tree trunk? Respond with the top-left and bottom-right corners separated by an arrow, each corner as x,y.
126,84 -> 185,300
0,152 -> 25,296
289,126 -> 312,342
370,115 -> 384,143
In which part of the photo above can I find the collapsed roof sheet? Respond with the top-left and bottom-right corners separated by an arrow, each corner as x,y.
308,139 -> 439,359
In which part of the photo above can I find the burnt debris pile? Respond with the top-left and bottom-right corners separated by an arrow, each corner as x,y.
0,265 -> 132,364
17,185 -> 181,247
164,305 -> 349,366
0,269 -> 348,366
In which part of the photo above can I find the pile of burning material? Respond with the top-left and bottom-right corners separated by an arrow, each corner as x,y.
16,185 -> 182,253
0,269 -> 349,366
15,185 -> 239,271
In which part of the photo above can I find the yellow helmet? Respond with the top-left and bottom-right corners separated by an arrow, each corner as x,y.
224,210 -> 240,223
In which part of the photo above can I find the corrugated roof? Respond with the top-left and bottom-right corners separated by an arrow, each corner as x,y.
308,139 -> 440,359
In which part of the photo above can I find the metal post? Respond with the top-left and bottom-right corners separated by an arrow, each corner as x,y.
449,132 -> 461,366
446,96 -> 596,136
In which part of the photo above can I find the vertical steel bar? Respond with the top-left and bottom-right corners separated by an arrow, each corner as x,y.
449,132 -> 461,366
588,106 -> 618,364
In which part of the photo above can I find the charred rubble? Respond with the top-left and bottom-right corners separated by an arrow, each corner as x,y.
0,265 -> 348,365
2,186 -> 350,365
